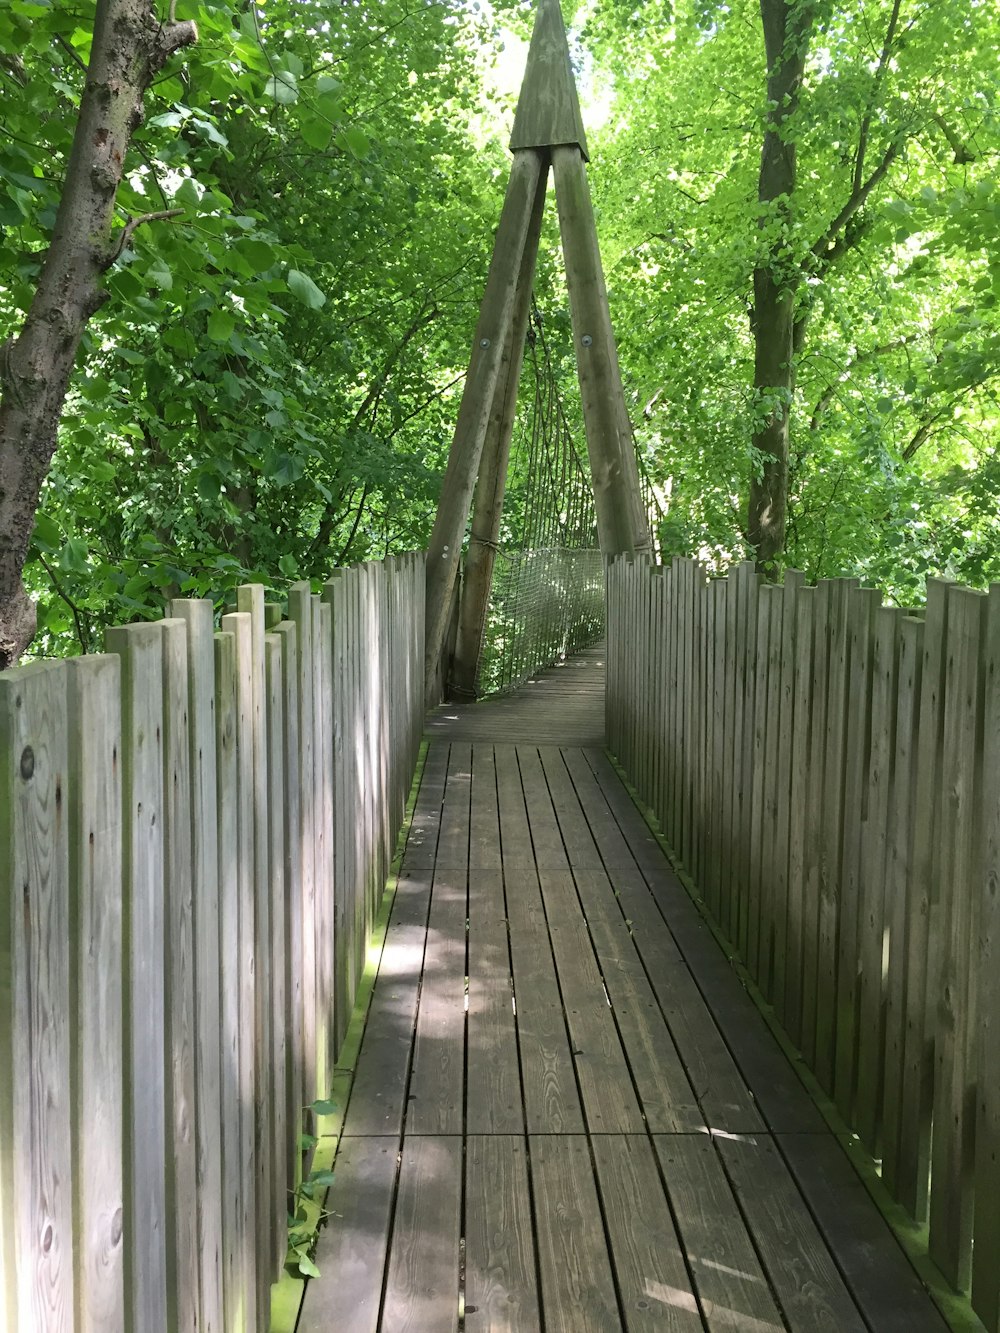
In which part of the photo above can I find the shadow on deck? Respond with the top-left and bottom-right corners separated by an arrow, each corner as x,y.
298,649 -> 947,1332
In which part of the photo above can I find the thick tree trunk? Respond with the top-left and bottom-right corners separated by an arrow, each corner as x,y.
747,0 -> 812,571
0,0 -> 196,668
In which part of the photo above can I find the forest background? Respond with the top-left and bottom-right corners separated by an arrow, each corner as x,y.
0,0 -> 997,661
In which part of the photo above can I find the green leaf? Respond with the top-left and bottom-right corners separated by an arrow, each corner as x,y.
147,259 -> 173,291
190,117 -> 229,148
174,177 -> 201,208
239,239 -> 277,273
59,537 -> 89,573
310,1098 -> 337,1116
286,269 -> 326,310
294,1250 -> 320,1279
208,309 -> 236,342
265,72 -> 298,105
316,74 -> 341,95
341,125 -> 370,159
307,1169 -> 336,1187
32,513 -> 61,551
301,118 -> 332,152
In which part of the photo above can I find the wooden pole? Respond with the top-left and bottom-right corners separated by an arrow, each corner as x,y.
551,144 -> 651,559
424,148 -> 547,706
451,161 -> 549,700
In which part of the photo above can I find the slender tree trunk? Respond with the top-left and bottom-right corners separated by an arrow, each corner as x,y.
747,0 -> 813,570
0,0 -> 196,667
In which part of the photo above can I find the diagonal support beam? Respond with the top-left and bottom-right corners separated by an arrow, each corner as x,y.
552,144 -> 652,561
451,160 -> 550,701
424,148 -> 547,706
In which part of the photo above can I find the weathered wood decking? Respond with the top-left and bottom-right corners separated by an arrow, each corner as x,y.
299,650 -> 947,1333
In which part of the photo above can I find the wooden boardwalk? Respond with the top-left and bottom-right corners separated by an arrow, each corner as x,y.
299,652 -> 947,1333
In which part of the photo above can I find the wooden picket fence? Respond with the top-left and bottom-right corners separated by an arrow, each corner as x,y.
607,555 -> 1000,1328
0,553 -> 425,1333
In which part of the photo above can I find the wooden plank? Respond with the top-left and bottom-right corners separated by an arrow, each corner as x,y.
833,586 -> 879,1118
469,743 -> 501,870
169,600 -> 223,1332
537,744 -> 598,861
758,577 -> 788,997
317,598 -> 335,1092
495,742 -> 533,867
265,632 -> 288,1279
579,754 -> 765,1133
213,630 -> 243,1329
406,868 -> 467,1134
381,1136 -> 462,1332
312,595 -> 331,1110
518,744 -> 570,869
505,864 -> 584,1133
881,616 -> 922,1206
66,656 -> 125,1331
467,868 -> 523,1134
720,564 -> 742,939
816,578 -> 855,1095
106,623 -> 170,1330
402,738 -> 448,872
236,584 -> 273,1315
591,1135 -> 702,1332
0,662 -> 74,1333
297,1137 -> 398,1333
288,584 -> 316,1125
529,1135 -> 621,1333
897,579 -> 951,1221
801,579 -> 832,1067
771,571 -> 803,1025
326,573 -> 351,1056
747,585 -> 775,986
275,620 -> 303,1196
437,742 -> 471,868
784,585 -> 815,1047
219,611 -> 257,1331
974,585 -> 1000,1329
707,580 -> 727,919
780,1133 -> 948,1332
540,870 -> 644,1133
855,605 -> 899,1151
341,867 -> 431,1136
572,867 -> 704,1132
653,1134 -> 782,1332
561,747 -> 635,869
465,1136 -> 540,1331
160,617 -> 199,1331
929,585 -> 985,1290
717,1133 -> 866,1331
736,563 -> 760,960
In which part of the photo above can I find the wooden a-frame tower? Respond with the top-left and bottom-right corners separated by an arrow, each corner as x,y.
425,0 -> 651,703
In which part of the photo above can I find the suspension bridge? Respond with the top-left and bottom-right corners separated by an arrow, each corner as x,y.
1,2 -> 992,1331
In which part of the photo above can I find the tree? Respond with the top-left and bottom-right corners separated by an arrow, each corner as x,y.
747,0 -> 814,569
582,0 -> 999,590
0,0 -> 197,667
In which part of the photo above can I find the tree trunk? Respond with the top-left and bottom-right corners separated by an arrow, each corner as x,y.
0,0 -> 197,668
747,0 -> 812,571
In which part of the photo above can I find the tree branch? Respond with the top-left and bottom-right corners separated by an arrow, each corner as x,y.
36,552 -> 91,654
812,135 -> 903,266
104,207 -> 184,268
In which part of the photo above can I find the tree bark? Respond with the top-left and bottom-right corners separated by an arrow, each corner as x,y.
747,0 -> 813,571
0,0 -> 197,667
